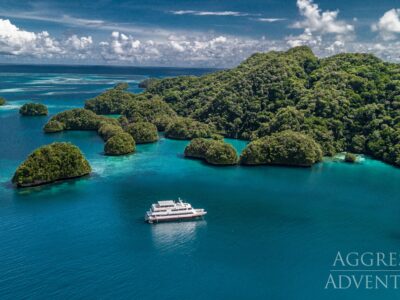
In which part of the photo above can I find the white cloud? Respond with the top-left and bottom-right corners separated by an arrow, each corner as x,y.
293,0 -> 354,34
256,18 -> 286,23
286,0 -> 354,52
372,9 -> 400,40
0,18 -> 93,60
1,11 -> 183,40
0,19 -> 62,57
99,32 -> 282,67
64,35 -> 93,51
63,35 -> 93,58
286,29 -> 322,48
170,10 -> 250,17
2,6 -> 400,68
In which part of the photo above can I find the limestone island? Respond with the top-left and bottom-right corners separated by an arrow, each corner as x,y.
138,78 -> 158,89
12,142 -> 91,188
165,118 -> 214,140
185,138 -> 238,165
344,152 -> 358,163
19,103 -> 48,116
43,108 -> 119,133
40,46 -> 400,168
122,97 -> 177,131
104,132 -> 135,156
98,123 -> 124,141
240,130 -> 323,167
125,122 -> 158,144
84,85 -> 177,131
43,120 -> 65,133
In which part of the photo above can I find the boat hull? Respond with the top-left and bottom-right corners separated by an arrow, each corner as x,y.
145,212 -> 207,224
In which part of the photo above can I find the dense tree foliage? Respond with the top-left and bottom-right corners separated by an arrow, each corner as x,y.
144,46 -> 400,166
104,132 -> 135,156
122,97 -> 177,130
139,78 -> 158,89
124,122 -> 158,144
85,83 -> 135,114
98,123 -> 124,141
184,138 -> 212,159
240,130 -> 323,167
204,141 -> 238,165
165,117 -> 214,140
43,120 -> 64,133
84,83 -> 177,130
44,108 -> 118,132
345,152 -> 357,163
0,97 -> 5,105
19,103 -> 48,116
37,46 -> 400,167
184,138 -> 238,165
12,142 -> 91,187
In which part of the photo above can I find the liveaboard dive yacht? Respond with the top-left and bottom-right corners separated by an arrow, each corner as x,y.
145,198 -> 207,223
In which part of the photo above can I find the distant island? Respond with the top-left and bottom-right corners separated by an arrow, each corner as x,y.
185,138 -> 238,165
240,130 -> 322,167
12,143 -> 91,187
19,103 -> 48,116
12,46 -> 400,187
104,132 -> 135,156
79,46 -> 400,167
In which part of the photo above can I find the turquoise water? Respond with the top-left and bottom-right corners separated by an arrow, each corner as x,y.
1,67 -> 400,299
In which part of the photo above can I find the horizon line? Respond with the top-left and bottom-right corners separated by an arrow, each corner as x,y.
0,62 -> 222,70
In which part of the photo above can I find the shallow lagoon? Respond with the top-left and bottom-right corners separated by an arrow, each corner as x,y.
1,67 -> 400,299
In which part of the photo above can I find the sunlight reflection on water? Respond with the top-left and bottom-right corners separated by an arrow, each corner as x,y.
151,220 -> 207,252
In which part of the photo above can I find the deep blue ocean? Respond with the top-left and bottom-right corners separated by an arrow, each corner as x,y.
0,65 -> 400,300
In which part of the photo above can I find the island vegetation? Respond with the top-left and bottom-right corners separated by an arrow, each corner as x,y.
104,132 -> 135,156
30,46 -> 400,168
122,97 -> 177,131
19,103 -> 48,116
0,97 -> 5,106
240,130 -> 323,167
43,120 -> 65,133
165,117 -> 214,140
124,122 -> 158,143
85,83 -> 134,114
12,142 -> 91,187
144,46 -> 400,167
184,138 -> 238,165
138,78 -> 158,89
44,108 -> 118,132
98,123 -> 124,141
344,152 -> 358,163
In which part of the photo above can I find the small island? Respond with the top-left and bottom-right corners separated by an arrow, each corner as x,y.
98,123 -> 124,141
165,118 -> 214,140
19,103 -> 48,116
125,122 -> 158,144
138,78 -> 158,89
29,46 -> 400,169
0,97 -> 5,106
43,120 -> 65,133
344,152 -> 358,163
240,131 -> 323,167
184,138 -> 238,165
104,132 -> 136,156
122,97 -> 177,131
12,142 -> 91,187
44,108 -> 118,132
85,83 -> 134,114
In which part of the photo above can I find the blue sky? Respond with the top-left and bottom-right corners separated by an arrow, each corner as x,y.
0,0 -> 399,67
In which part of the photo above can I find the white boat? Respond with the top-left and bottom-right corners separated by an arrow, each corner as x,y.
145,198 -> 207,223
